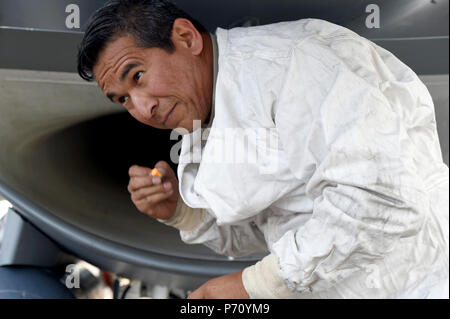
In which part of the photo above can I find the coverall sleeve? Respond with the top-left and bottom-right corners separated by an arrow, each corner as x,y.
266,36 -> 432,294
159,197 -> 268,257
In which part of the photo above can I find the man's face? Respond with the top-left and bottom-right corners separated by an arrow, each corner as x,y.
93,20 -> 212,133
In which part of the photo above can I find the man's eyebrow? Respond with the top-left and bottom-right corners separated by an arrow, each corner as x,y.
120,62 -> 142,81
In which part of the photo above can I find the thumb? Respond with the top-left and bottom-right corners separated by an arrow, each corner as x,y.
154,161 -> 179,201
154,160 -> 173,178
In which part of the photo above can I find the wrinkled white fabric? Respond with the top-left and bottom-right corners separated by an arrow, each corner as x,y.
176,19 -> 449,298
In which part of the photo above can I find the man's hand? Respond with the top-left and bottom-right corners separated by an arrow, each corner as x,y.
188,270 -> 250,299
128,161 -> 179,220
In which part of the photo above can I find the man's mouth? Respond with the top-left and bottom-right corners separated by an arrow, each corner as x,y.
162,103 -> 177,127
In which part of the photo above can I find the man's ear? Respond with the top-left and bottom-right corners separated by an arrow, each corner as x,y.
171,18 -> 204,55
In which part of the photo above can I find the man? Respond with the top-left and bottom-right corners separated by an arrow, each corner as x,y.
77,0 -> 449,298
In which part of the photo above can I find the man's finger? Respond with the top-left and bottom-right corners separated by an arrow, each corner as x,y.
131,184 -> 167,201
128,176 -> 153,193
154,160 -> 170,172
187,287 -> 205,299
145,191 -> 174,206
128,165 -> 152,177
134,190 -> 174,212
151,166 -> 167,184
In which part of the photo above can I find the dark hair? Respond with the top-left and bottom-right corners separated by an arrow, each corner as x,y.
77,0 -> 207,81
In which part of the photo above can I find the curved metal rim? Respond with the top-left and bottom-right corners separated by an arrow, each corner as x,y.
0,180 -> 255,277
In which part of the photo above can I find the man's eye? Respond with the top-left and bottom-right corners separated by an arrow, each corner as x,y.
134,71 -> 143,82
118,96 -> 128,104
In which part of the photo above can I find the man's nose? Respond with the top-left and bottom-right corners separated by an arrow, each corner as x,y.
130,89 -> 158,119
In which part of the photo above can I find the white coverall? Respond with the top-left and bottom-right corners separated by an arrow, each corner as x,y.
160,19 -> 449,298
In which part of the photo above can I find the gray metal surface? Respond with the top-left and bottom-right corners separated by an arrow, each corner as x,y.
0,0 -> 448,74
0,208 -> 67,267
1,0 -> 447,36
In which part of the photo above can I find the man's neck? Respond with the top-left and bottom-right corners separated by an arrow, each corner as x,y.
202,32 -> 218,129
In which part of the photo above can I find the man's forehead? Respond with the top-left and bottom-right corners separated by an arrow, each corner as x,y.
94,36 -> 143,86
